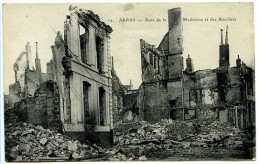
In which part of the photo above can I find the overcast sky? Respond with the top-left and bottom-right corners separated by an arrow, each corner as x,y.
3,3 -> 254,94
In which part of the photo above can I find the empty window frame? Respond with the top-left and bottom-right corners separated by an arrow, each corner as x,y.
149,52 -> 153,66
83,81 -> 92,125
99,87 -> 106,126
96,36 -> 104,73
154,56 -> 158,70
79,24 -> 89,65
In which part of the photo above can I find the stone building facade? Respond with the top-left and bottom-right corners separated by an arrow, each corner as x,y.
138,8 -> 255,129
60,7 -> 113,147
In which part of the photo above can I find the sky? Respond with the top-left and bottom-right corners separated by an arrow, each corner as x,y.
2,3 -> 254,94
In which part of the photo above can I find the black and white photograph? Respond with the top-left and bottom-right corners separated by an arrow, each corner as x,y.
1,2 -> 256,162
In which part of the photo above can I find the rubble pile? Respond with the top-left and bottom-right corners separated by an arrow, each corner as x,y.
5,122 -> 106,161
109,120 -> 197,160
113,120 -> 197,146
5,119 -> 246,161
192,121 -> 244,149
113,119 -> 244,150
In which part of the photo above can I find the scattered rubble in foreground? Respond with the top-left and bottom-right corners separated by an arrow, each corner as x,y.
5,122 -> 107,161
113,119 -> 245,149
111,119 -> 254,160
5,119 -> 254,161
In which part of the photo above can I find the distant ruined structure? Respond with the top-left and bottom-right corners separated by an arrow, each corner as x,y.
138,8 -> 255,129
5,42 -> 55,107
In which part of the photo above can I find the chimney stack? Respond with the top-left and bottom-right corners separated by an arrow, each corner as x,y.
35,42 -> 42,73
221,29 -> 223,45
219,26 -> 230,68
236,55 -> 241,67
225,25 -> 228,45
36,42 -> 39,59
186,54 -> 194,73
130,79 -> 133,90
168,8 -> 181,31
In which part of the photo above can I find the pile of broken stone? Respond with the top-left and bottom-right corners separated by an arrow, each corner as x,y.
5,119 -> 245,161
5,122 -> 107,161
112,119 -> 245,157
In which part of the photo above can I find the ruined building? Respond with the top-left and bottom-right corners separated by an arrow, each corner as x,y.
139,8 -> 255,129
5,42 -> 55,108
4,39 -> 62,130
58,7 -> 114,147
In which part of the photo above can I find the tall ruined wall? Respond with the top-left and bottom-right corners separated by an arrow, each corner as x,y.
141,82 -> 169,123
51,31 -> 66,124
167,8 -> 183,80
63,7 -> 113,127
140,39 -> 170,123
61,7 -> 114,147
139,8 -> 184,122
168,8 -> 183,55
51,32 -> 66,96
